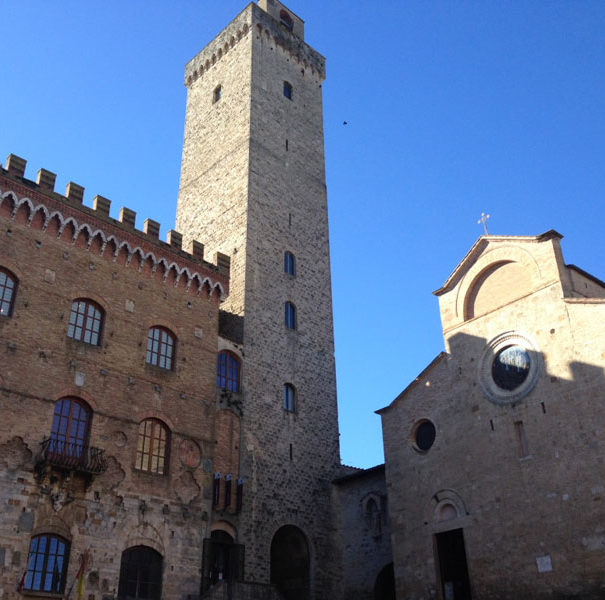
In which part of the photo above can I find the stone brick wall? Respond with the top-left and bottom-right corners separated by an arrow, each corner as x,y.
176,3 -> 342,597
0,168 -> 228,600
380,233 -> 605,600
334,466 -> 393,600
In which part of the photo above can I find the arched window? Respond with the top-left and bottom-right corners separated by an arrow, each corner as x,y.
146,326 -> 176,370
0,267 -> 17,317
285,301 -> 296,330
280,9 -> 294,32
23,534 -> 70,594
213,85 -> 222,103
50,397 -> 91,458
283,81 -> 293,100
283,383 -> 296,412
284,251 -> 296,276
67,298 -> 104,345
136,419 -> 170,475
118,546 -> 163,600
217,350 -> 241,392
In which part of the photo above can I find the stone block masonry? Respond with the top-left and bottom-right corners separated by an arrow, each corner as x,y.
176,2 -> 342,598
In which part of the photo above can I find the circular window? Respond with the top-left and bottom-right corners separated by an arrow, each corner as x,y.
479,332 -> 541,405
413,420 -> 436,452
491,345 -> 530,390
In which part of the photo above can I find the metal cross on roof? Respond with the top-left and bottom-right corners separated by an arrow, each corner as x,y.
477,212 -> 490,235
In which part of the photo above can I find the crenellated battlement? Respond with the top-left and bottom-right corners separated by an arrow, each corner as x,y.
1,154 -> 230,299
184,9 -> 251,88
184,2 -> 324,89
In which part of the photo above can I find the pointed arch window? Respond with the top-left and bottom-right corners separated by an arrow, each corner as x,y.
283,383 -> 296,412
136,419 -> 170,475
217,350 -> 241,392
67,299 -> 104,345
50,397 -> 91,459
146,326 -> 176,370
23,534 -> 70,594
0,267 -> 17,317
284,251 -> 296,276
285,301 -> 297,330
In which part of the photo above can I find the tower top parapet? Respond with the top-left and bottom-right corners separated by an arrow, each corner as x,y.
257,0 -> 304,40
184,2 -> 324,89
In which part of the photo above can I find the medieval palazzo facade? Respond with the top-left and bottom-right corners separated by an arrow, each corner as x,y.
0,2 -> 375,600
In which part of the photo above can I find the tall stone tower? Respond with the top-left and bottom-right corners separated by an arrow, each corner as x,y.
176,1 -> 341,598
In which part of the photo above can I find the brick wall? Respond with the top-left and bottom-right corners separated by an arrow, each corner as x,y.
0,170 -> 228,600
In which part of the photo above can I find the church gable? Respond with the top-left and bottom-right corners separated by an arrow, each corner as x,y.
435,231 -> 566,331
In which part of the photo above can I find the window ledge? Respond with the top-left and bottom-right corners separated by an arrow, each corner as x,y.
65,337 -> 102,350
21,590 -> 64,598
144,363 -> 176,376
132,467 -> 170,479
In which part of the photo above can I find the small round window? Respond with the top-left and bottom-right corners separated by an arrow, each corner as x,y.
413,420 -> 436,453
491,345 -> 530,390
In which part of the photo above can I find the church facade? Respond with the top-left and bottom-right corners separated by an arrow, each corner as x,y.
379,231 -> 605,599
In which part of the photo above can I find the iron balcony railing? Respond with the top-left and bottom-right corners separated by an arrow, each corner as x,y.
38,438 -> 108,475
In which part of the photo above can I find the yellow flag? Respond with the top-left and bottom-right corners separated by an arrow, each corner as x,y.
76,551 -> 88,600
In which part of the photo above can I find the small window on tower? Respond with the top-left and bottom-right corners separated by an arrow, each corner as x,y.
283,383 -> 296,412
284,251 -> 296,276
285,301 -> 297,330
280,9 -> 294,32
213,85 -> 222,103
283,81 -> 293,100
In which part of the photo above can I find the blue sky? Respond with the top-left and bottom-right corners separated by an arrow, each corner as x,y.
3,1 -> 605,468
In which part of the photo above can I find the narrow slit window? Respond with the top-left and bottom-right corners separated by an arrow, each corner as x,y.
514,421 -> 529,458
285,301 -> 297,330
284,251 -> 296,276
213,85 -> 222,103
283,383 -> 296,412
283,81 -> 293,100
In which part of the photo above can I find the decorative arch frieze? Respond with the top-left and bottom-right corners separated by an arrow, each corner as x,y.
0,186 -> 226,300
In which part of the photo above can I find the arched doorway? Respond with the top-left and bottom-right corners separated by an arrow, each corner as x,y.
117,545 -> 162,600
374,562 -> 395,600
201,529 -> 244,594
270,525 -> 310,600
